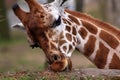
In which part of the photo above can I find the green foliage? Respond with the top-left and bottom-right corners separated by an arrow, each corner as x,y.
57,74 -> 65,80
1,77 -> 16,80
0,31 -> 25,46
80,76 -> 106,80
0,1 -> 10,40
70,76 -> 77,80
0,72 -> 120,80
39,76 -> 48,80
19,76 -> 32,80
1,76 -> 34,80
86,9 -> 103,21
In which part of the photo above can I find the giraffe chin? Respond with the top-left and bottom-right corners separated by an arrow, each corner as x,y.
50,57 -> 72,72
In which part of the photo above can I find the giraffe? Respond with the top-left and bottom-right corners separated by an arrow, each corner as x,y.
12,0 -> 73,72
12,0 -> 120,71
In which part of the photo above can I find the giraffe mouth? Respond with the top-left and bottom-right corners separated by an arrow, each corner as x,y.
49,54 -> 72,72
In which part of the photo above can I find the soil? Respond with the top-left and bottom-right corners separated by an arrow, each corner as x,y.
0,68 -> 120,80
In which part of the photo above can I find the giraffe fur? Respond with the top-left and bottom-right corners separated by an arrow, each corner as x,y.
12,0 -> 120,71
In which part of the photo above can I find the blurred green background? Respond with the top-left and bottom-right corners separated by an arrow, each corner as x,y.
0,0 -> 120,73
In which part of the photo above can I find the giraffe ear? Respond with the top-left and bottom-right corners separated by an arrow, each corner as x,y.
54,0 -> 70,8
11,23 -> 26,32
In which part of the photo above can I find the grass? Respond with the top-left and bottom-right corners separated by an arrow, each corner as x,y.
86,9 -> 103,21
0,3 -> 120,79
0,30 -> 26,46
0,8 -> 105,79
0,31 -> 46,72
0,71 -> 119,80
0,30 -> 95,73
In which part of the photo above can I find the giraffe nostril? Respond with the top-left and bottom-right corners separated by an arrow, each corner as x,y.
54,55 -> 58,60
50,54 -> 61,63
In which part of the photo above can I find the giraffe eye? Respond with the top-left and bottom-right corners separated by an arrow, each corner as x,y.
51,16 -> 61,28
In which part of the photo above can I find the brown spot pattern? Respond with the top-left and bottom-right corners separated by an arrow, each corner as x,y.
68,45 -> 73,54
62,18 -> 67,24
79,27 -> 88,39
38,32 -> 50,54
62,18 -> 71,25
65,9 -> 120,40
68,15 -> 80,25
59,40 -> 67,46
73,36 -> 78,46
59,32 -> 64,39
50,42 -> 57,50
73,36 -> 77,43
53,39 -> 58,43
84,35 -> 96,57
66,33 -> 72,42
66,25 -> 71,32
81,20 -> 98,34
94,42 -> 109,69
100,31 -> 119,49
73,42 -> 76,46
72,26 -> 77,35
63,46 -> 67,52
48,29 -> 56,38
109,53 -> 120,69
66,20 -> 72,25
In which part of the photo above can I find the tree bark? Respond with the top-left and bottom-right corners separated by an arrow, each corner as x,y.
0,0 -> 10,41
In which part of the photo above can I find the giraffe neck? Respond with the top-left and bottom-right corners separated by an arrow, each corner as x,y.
65,9 -> 120,69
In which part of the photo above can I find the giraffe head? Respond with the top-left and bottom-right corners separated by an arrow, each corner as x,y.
12,0 -> 73,71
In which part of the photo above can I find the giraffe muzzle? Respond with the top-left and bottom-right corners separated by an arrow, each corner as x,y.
49,54 -> 72,72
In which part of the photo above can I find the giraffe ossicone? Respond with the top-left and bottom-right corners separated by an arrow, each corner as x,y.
12,0 -> 120,71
